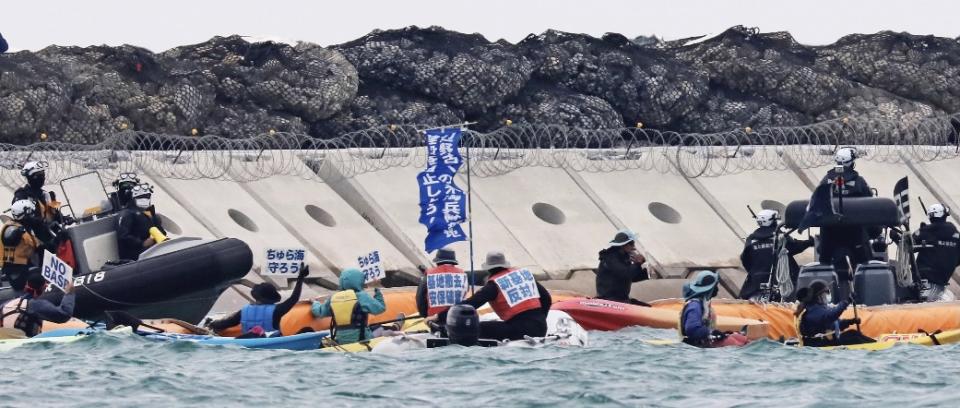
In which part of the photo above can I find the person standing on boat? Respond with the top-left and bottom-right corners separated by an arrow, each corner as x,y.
794,280 -> 873,347
0,274 -> 76,338
109,172 -> 141,211
1,200 -> 52,292
0,32 -> 8,54
416,248 -> 468,328
739,209 -> 813,300
596,230 -> 649,304
900,204 -> 960,301
818,147 -> 874,298
13,161 -> 63,237
116,183 -> 166,261
207,264 -> 310,336
457,251 -> 551,341
679,270 -> 749,347
311,268 -> 386,344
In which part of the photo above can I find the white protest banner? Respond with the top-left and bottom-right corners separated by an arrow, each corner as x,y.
41,250 -> 73,291
263,248 -> 305,276
357,250 -> 384,283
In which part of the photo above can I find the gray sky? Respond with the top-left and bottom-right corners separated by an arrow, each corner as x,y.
3,0 -> 957,51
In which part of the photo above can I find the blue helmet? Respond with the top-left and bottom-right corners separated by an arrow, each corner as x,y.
685,270 -> 719,300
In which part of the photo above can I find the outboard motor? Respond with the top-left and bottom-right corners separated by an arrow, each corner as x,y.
445,304 -> 480,346
796,263 -> 841,303
853,261 -> 896,306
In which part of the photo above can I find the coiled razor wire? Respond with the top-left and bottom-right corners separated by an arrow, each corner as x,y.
0,113 -> 958,189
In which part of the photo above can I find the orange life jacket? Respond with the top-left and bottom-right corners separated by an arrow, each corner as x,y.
488,268 -> 542,321
424,264 -> 468,317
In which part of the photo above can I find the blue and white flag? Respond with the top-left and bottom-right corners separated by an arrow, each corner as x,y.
417,127 -> 468,252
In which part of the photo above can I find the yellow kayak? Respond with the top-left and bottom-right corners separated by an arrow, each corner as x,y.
817,329 -> 960,351
642,329 -> 960,350
321,318 -> 430,353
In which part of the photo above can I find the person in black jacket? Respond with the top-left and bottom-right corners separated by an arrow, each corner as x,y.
739,209 -> 814,300
595,230 -> 649,304
893,204 -> 960,302
818,147 -> 873,298
206,264 -> 309,336
116,183 -> 165,260
0,33 -> 8,54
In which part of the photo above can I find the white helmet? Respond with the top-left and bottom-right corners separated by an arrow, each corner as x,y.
10,200 -> 37,221
834,147 -> 857,168
20,161 -> 48,177
130,183 -> 153,199
928,203 -> 950,220
756,209 -> 778,227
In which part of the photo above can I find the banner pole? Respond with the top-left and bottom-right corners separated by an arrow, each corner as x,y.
464,126 -> 476,295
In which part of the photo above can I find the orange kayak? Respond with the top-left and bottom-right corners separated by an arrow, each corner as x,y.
652,299 -> 960,340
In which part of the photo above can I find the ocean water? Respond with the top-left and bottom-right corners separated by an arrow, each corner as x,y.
2,327 -> 957,407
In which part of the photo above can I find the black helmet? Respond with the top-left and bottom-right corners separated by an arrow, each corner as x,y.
797,280 -> 830,304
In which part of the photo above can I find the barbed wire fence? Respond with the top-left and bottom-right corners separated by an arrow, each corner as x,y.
0,113 -> 957,189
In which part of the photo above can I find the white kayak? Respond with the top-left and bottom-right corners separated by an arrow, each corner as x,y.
370,310 -> 588,354
0,328 -> 91,352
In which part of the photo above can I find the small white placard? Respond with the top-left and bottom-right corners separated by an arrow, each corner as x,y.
42,250 -> 73,291
263,248 -> 305,275
357,250 -> 384,283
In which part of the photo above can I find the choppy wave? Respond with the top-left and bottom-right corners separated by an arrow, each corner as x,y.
1,328 -> 956,407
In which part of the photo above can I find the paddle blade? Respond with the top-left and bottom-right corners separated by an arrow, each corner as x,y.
104,310 -> 142,331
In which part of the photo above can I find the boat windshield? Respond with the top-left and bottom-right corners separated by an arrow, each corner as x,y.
59,172 -> 112,219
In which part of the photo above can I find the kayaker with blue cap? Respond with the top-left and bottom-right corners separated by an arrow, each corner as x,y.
207,263 -> 309,337
679,270 -> 748,347
794,280 -> 873,347
596,229 -> 649,304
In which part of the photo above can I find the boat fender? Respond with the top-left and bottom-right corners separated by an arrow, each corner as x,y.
445,304 -> 480,346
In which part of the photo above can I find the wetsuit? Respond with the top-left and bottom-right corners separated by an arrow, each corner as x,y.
208,272 -> 307,333
461,268 -> 551,341
739,226 -> 813,300
595,247 -> 648,303
0,292 -> 76,337
912,220 -> 960,287
116,205 -> 165,260
819,168 -> 873,297
797,300 -> 873,347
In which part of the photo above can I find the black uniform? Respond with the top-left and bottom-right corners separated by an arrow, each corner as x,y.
0,33 -> 7,54
912,220 -> 960,286
738,226 -> 814,300
116,206 -> 166,261
819,168 -> 873,292
595,247 -> 649,303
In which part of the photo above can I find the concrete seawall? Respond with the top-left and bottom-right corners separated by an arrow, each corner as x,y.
4,147 -> 960,311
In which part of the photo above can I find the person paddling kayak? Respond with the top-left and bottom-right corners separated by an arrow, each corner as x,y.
0,273 -> 76,338
596,229 -> 649,304
207,263 -> 309,337
679,270 -> 749,347
455,251 -> 551,341
794,280 -> 874,347
311,268 -> 386,344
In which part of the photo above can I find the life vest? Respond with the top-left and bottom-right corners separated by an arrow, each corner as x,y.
425,264 -> 468,317
488,268 -> 542,321
240,304 -> 277,333
678,298 -> 717,345
0,222 -> 38,267
330,290 -> 368,341
0,297 -> 40,337
794,308 -> 839,347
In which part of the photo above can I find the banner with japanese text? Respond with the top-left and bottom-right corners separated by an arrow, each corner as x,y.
417,127 -> 468,253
